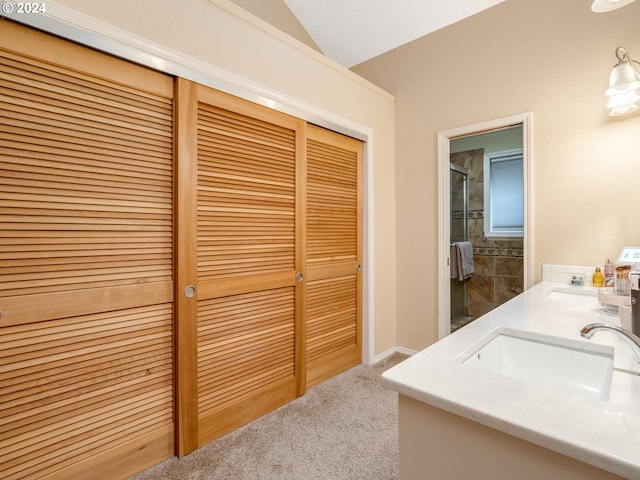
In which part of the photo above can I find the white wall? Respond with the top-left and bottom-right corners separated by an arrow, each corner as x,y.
12,0 -> 398,359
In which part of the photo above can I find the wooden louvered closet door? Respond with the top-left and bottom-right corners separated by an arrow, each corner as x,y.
175,79 -> 305,451
305,125 -> 362,388
0,21 -> 175,480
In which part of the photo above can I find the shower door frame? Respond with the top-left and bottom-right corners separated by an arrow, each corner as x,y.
449,163 -> 469,325
449,163 -> 468,243
436,112 -> 533,339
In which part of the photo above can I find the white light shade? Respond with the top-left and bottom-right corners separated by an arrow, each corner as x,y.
609,103 -> 639,116
605,61 -> 640,95
592,0 -> 637,12
606,89 -> 640,116
607,89 -> 640,107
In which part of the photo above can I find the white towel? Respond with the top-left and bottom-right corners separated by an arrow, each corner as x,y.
455,241 -> 474,281
450,244 -> 459,279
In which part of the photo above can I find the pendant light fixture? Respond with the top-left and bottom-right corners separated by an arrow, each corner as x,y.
591,0 -> 637,12
605,47 -> 640,116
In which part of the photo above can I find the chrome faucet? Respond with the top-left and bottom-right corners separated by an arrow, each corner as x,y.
581,323 -> 640,365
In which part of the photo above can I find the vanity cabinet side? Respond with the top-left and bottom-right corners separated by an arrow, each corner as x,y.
398,395 -> 627,480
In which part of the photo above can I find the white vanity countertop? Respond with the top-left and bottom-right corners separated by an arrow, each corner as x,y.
382,282 -> 640,480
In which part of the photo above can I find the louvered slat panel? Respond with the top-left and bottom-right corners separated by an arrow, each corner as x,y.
1,51 -> 173,130
306,141 -> 358,262
306,276 -> 357,362
197,287 -> 295,417
0,305 -> 173,480
0,20 -> 174,480
197,103 -> 295,280
0,54 -> 173,298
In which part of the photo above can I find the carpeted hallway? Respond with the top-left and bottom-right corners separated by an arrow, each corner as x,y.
130,353 -> 408,480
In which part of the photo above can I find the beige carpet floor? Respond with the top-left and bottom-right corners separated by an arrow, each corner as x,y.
129,353 -> 408,480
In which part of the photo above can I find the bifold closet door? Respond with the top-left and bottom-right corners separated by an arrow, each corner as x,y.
0,20 -> 175,480
305,125 -> 362,388
176,79 -> 305,452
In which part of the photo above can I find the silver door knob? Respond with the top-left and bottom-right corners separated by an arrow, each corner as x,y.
356,264 -> 362,272
296,272 -> 304,282
184,285 -> 196,298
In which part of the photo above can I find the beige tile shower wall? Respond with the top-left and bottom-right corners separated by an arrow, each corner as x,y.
470,255 -> 524,317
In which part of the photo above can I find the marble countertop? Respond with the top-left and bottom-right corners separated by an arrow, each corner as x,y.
382,282 -> 640,480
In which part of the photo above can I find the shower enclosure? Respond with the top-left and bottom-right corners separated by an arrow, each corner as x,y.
450,164 -> 470,331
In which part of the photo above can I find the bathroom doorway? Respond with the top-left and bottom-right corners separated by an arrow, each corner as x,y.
438,113 -> 532,338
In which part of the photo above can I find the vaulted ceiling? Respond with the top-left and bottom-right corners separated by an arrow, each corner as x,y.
228,0 -> 506,68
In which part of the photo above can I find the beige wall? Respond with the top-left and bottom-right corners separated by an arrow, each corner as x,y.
353,0 -> 640,350
38,0 -> 398,358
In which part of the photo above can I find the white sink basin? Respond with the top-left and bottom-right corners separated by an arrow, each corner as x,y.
457,328 -> 614,401
544,286 -> 598,303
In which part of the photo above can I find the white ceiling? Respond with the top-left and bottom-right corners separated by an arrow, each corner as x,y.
282,0 -> 506,68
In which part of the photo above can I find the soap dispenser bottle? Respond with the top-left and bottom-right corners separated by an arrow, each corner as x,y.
592,266 -> 604,288
604,259 -> 614,288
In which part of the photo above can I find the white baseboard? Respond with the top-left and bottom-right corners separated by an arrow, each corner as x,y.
371,346 -> 416,364
394,346 -> 418,357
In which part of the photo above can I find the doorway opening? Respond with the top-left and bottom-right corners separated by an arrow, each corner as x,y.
438,113 -> 532,338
